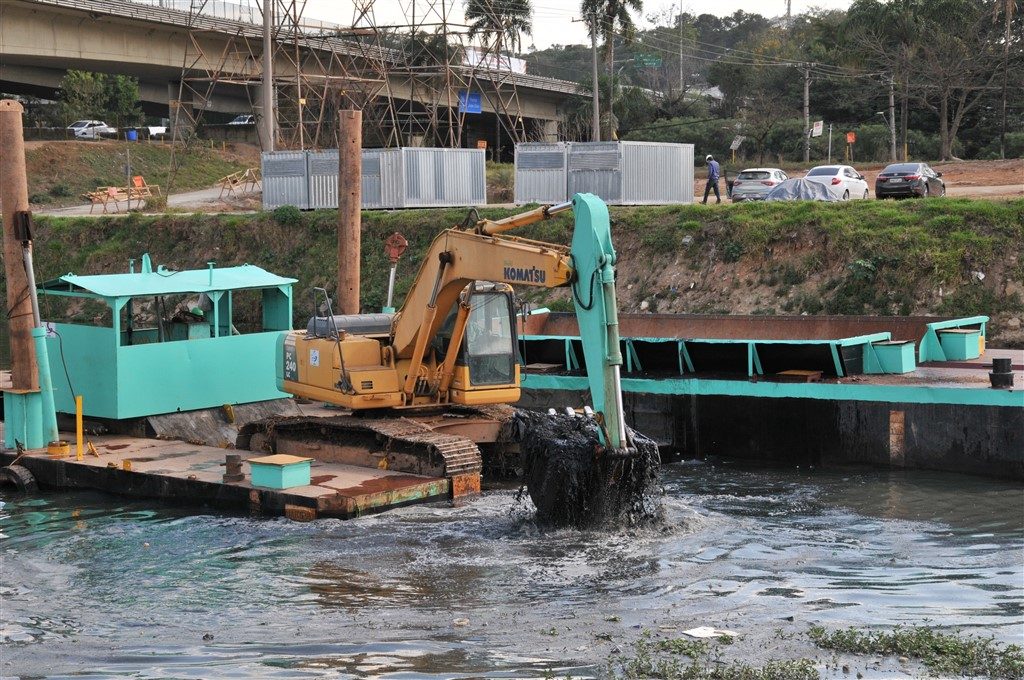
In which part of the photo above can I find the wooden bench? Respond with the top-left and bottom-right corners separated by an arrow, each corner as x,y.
217,167 -> 261,199
83,186 -> 130,214
83,177 -> 160,213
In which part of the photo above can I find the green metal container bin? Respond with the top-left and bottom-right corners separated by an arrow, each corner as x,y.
871,340 -> 916,374
937,329 -> 981,361
248,454 -> 312,489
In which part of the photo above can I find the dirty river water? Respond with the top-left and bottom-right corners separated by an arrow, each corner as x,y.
2,462 -> 1021,678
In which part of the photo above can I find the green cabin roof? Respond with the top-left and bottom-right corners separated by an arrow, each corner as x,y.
41,264 -> 297,299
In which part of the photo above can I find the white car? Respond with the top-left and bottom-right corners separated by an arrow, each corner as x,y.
731,167 -> 789,202
227,114 -> 256,125
67,120 -> 116,139
803,165 -> 870,200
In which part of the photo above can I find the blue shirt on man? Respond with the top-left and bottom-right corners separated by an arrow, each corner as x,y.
708,159 -> 721,181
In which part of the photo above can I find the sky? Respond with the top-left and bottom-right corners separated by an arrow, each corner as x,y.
297,1 -> 856,50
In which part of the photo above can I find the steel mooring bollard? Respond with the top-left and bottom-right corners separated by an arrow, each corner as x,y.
989,357 -> 1014,389
223,453 -> 245,483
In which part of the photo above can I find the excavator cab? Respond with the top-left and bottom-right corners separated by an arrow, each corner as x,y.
436,283 -> 520,405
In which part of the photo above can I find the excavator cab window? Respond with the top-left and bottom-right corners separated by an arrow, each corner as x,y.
464,291 -> 515,386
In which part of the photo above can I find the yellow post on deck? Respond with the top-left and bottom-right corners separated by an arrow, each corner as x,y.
75,395 -> 83,461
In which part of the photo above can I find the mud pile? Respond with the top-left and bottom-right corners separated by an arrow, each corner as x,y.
505,409 -> 662,529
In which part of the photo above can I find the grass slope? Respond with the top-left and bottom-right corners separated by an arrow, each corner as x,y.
25,141 -> 256,207
23,198 -> 1024,347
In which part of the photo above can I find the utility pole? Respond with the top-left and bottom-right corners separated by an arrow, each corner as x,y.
261,0 -> 275,151
1,99 -> 59,449
607,16 -> 615,140
888,74 -> 897,162
677,6 -> 684,94
803,65 -> 811,163
338,110 -> 362,315
1,100 -> 38,393
588,14 -> 600,141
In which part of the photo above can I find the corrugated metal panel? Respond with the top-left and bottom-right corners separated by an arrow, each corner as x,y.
380,149 -> 405,209
679,144 -> 695,204
514,142 -> 567,204
261,151 -> 308,209
307,150 -> 338,209
402,148 -> 485,208
361,149 -> 384,209
566,142 -> 622,203
620,141 -> 695,205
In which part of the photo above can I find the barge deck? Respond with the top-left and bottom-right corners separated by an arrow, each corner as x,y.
0,428 -> 451,520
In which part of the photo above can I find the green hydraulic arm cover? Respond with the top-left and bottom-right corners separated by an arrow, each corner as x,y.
568,193 -> 630,452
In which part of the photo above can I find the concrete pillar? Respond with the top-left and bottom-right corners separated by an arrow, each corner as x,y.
337,110 -> 362,314
0,99 -> 39,391
255,81 -> 276,151
260,0 -> 275,152
542,119 -> 558,143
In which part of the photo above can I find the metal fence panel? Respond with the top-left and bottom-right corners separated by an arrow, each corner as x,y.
379,148 -> 405,209
263,147 -> 485,210
361,149 -> 384,209
307,150 -> 338,209
402,148 -> 485,208
261,151 -> 309,209
621,141 -> 694,205
566,142 -> 622,203
514,142 -> 567,204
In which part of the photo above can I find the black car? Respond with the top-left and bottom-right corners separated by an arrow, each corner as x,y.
875,162 -> 945,199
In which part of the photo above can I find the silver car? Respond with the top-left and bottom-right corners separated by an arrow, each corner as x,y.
730,168 -> 789,202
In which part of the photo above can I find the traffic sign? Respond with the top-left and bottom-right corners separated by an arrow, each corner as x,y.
729,135 -> 746,151
846,131 -> 856,144
812,120 -> 823,137
458,90 -> 482,114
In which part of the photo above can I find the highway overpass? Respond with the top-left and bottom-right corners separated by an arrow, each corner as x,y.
0,0 -> 582,153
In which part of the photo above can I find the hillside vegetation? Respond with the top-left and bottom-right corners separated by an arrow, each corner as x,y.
23,198 -> 1024,347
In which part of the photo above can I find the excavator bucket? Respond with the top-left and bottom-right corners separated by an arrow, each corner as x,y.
513,194 -> 661,528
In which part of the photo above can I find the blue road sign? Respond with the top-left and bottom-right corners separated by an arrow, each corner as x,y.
458,90 -> 482,114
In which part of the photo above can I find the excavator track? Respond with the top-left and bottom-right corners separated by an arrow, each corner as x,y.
238,404 -> 520,480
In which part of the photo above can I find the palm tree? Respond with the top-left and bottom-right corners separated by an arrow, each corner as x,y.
580,0 -> 643,138
464,0 -> 533,55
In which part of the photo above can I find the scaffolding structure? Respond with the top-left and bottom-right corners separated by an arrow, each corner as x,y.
168,0 -> 533,156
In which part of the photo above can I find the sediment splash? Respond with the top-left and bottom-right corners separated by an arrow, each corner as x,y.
505,409 -> 662,529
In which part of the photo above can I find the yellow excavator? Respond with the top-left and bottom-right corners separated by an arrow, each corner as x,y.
242,193 -> 632,493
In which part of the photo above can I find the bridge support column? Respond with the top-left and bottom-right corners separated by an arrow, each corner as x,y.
541,119 -> 558,142
255,81 -> 276,151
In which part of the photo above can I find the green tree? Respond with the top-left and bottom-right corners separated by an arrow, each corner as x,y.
103,75 -> 144,128
580,0 -> 643,138
844,0 -> 928,159
464,0 -> 533,54
915,0 -> 1002,160
57,70 -> 106,124
58,70 -> 142,129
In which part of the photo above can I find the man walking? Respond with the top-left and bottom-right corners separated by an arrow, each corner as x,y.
702,154 -> 721,204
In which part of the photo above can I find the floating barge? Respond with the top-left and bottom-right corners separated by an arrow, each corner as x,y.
0,257 -> 470,519
0,425 -> 451,520
518,313 -> 1024,479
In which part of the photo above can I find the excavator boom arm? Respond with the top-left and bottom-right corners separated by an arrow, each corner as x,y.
392,193 -> 629,451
